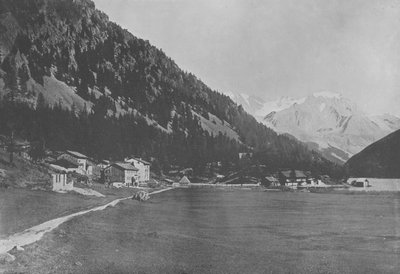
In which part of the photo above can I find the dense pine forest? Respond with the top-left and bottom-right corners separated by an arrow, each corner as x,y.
0,0 -> 344,177
0,94 -> 242,174
345,129 -> 400,178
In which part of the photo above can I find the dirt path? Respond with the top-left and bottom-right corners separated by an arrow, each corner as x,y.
0,188 -> 173,254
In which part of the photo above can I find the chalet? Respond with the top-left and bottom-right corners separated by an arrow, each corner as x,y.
124,157 -> 150,182
104,163 -> 139,187
263,176 -> 280,187
347,178 -> 370,188
57,151 -> 90,175
51,171 -> 73,192
279,170 -> 308,189
179,176 -> 191,185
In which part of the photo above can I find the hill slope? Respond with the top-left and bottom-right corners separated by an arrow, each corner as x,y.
0,0 -> 341,175
345,129 -> 400,178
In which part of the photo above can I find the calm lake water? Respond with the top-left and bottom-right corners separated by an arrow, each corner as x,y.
107,188 -> 400,273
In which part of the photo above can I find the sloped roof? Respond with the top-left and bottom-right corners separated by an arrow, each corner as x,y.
66,150 -> 88,159
280,170 -> 307,178
265,176 -> 279,182
51,159 -> 79,169
347,178 -> 369,182
126,157 -> 150,165
100,160 -> 110,164
179,176 -> 191,184
113,162 -> 139,171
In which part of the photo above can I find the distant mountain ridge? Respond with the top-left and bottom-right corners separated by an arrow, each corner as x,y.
229,92 -> 305,121
230,91 -> 400,164
263,92 -> 400,164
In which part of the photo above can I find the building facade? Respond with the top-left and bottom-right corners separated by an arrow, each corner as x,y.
104,163 -> 139,187
124,158 -> 150,182
51,172 -> 74,192
279,170 -> 308,188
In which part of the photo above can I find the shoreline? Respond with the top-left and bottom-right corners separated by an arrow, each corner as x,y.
0,187 -> 174,255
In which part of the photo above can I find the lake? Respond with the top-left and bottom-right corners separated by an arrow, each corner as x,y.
8,188 -> 400,273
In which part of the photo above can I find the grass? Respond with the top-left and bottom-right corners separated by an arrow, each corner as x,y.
0,183 -> 143,237
0,148 -> 143,237
0,188 -> 114,237
2,188 -> 400,273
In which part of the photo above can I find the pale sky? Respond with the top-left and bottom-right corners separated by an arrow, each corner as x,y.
93,0 -> 400,116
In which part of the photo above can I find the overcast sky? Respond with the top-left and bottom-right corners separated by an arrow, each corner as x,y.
93,0 -> 400,116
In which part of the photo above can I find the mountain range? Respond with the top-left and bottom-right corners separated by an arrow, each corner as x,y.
0,0 -> 342,176
231,91 -> 400,164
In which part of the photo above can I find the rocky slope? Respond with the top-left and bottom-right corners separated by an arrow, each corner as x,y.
231,92 -> 305,121
262,92 -> 400,164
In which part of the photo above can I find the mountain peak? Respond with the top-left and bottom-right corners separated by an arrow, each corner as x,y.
262,92 -> 400,164
312,91 -> 342,99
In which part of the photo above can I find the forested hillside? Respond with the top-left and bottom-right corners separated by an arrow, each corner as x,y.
345,129 -> 400,178
0,0 -> 343,176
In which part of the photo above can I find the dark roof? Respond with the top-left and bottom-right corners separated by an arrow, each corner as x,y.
280,170 -> 307,178
65,150 -> 88,159
112,162 -> 139,171
127,157 -> 150,165
52,159 -> 79,169
50,170 -> 67,174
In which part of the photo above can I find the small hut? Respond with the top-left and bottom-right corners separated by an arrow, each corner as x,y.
51,171 -> 73,192
263,176 -> 280,187
179,176 -> 191,185
348,178 -> 370,188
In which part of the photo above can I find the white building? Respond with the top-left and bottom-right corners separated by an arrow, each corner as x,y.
51,172 -> 73,192
124,157 -> 150,182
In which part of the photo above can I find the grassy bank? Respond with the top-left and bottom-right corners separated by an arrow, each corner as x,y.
2,188 -> 400,273
0,185 -> 140,237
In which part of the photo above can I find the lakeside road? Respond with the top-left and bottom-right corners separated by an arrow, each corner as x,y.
0,187 -> 174,255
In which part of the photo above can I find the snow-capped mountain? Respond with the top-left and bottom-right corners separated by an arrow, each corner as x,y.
261,92 -> 400,164
229,93 -> 265,118
254,96 -> 306,119
229,92 -> 306,121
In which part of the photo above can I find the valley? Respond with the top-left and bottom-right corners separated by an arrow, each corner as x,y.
0,0 -> 399,273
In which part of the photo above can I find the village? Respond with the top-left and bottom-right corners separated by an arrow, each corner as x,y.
36,148 -> 389,194
42,150 -> 152,192
1,135 -> 396,195
24,148 -> 322,193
